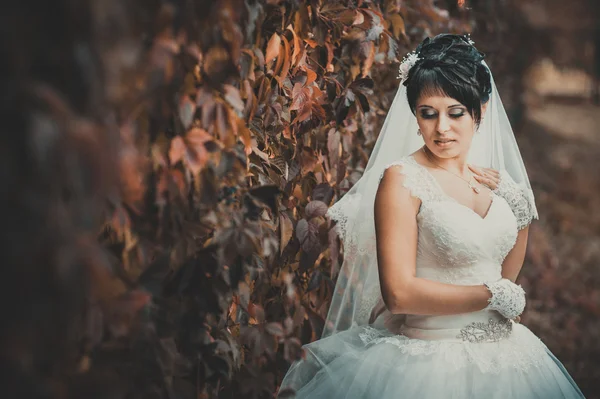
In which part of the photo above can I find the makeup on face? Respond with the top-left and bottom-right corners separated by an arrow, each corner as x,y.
415,96 -> 478,156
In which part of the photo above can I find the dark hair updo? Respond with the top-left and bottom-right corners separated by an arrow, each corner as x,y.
404,34 -> 492,124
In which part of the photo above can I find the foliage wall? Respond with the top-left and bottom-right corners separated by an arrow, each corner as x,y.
1,0 -> 471,398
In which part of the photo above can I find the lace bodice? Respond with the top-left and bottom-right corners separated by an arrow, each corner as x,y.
381,155 -> 520,285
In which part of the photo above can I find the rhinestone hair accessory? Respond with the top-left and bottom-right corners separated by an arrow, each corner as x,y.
397,51 -> 420,83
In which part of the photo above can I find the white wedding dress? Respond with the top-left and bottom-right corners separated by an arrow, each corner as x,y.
280,155 -> 584,398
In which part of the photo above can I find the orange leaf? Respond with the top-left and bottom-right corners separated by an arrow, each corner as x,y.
361,42 -> 375,77
388,14 -> 406,39
185,128 -> 212,174
169,136 -> 186,165
305,68 -> 317,86
273,38 -> 285,76
265,32 -> 281,64
353,10 -> 365,25
278,36 -> 292,85
286,24 -> 302,66
304,38 -> 318,48
280,212 -> 294,255
237,117 -> 253,155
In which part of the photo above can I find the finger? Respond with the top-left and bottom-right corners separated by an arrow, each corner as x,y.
468,164 -> 484,177
477,170 -> 500,183
472,175 -> 488,186
473,175 -> 498,190
483,167 -> 500,178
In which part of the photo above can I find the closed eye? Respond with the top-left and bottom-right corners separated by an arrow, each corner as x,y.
420,111 -> 465,119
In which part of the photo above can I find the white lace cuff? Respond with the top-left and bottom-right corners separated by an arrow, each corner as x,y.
484,279 -> 526,320
493,170 -> 538,230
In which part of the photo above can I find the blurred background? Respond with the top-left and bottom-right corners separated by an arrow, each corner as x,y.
484,2 -> 600,396
0,0 -> 598,398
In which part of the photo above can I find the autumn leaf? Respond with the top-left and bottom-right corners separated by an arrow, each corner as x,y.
265,32 -> 281,64
44,1 -> 473,397
169,136 -> 186,165
280,212 -> 294,254
296,219 -> 320,253
305,201 -> 328,219
290,82 -> 310,111
224,84 -> 244,114
389,13 -> 406,39
361,41 -> 375,77
184,128 -> 212,174
179,95 -> 196,129
286,24 -> 302,66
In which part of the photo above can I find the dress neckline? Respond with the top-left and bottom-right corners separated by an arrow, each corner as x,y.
407,154 -> 496,220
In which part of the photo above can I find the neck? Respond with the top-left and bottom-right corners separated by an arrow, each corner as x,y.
422,146 -> 469,175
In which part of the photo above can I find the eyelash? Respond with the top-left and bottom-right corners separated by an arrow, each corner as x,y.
421,112 -> 465,120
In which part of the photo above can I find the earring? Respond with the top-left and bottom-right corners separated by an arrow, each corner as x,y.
417,128 -> 422,136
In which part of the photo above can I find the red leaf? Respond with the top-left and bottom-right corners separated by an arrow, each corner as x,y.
296,218 -> 309,242
305,200 -> 328,219
290,83 -> 310,111
296,219 -> 320,253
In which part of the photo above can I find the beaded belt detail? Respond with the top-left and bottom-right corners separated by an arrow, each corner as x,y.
457,318 -> 513,343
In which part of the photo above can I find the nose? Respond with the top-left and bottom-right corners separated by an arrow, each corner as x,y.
436,114 -> 451,134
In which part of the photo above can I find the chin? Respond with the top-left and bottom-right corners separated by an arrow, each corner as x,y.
427,143 -> 462,158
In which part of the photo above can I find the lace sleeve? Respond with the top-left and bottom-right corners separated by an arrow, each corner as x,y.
493,170 -> 538,230
378,158 -> 442,204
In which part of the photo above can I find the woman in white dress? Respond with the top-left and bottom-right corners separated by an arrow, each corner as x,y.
278,34 -> 585,398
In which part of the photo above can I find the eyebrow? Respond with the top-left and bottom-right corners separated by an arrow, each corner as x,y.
417,104 -> 464,109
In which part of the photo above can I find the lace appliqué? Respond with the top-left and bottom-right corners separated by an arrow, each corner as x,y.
358,324 -> 548,374
493,170 -> 538,230
484,279 -> 526,320
457,318 -> 512,343
378,158 -> 445,204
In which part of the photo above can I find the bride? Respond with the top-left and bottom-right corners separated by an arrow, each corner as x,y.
279,34 -> 585,398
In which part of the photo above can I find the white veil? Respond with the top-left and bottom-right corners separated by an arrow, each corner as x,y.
324,61 -> 538,337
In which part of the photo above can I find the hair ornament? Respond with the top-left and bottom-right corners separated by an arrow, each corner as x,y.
397,51 -> 420,83
465,33 -> 475,45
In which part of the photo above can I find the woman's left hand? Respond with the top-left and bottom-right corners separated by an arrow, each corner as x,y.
468,165 -> 501,190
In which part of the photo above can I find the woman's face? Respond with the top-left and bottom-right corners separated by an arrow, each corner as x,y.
416,94 -> 484,159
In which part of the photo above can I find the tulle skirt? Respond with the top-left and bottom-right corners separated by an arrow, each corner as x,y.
280,311 -> 584,398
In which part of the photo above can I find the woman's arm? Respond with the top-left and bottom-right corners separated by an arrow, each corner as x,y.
374,166 -> 492,316
501,227 -> 529,282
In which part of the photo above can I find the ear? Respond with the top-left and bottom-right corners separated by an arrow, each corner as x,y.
480,101 -> 489,120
